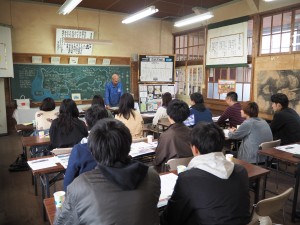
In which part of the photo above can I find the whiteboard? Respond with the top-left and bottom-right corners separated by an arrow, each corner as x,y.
139,55 -> 174,82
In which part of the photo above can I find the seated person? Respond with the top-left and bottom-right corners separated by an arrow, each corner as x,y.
91,94 -> 114,118
217,91 -> 245,128
63,105 -> 108,190
35,97 -> 58,133
54,119 -> 160,225
50,99 -> 88,148
160,122 -> 251,225
115,93 -> 144,138
152,92 -> 172,127
270,93 -> 300,145
184,92 -> 212,127
228,102 -> 273,163
153,99 -> 193,172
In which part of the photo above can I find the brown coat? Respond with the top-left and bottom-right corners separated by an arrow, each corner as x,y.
153,123 -> 192,172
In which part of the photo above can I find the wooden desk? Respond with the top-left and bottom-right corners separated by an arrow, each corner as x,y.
15,124 -> 34,133
259,146 -> 300,222
43,158 -> 269,224
22,136 -> 51,148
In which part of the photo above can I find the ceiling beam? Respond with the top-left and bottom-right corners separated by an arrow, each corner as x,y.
245,0 -> 259,12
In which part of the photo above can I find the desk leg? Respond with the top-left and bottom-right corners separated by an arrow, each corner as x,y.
292,165 -> 300,222
254,178 -> 260,203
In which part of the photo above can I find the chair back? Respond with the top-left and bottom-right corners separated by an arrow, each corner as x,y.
166,157 -> 193,171
259,139 -> 281,150
254,187 -> 293,217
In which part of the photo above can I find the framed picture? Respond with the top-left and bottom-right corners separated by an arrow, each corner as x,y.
71,93 -> 81,101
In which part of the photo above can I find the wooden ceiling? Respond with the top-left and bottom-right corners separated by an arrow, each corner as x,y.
31,0 -> 235,20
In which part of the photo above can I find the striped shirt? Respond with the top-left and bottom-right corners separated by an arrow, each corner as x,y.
217,102 -> 245,128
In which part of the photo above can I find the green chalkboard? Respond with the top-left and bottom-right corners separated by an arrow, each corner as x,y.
11,64 -> 130,102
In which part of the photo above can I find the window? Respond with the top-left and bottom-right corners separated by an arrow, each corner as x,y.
207,67 -> 251,101
261,8 -> 300,54
174,29 -> 205,61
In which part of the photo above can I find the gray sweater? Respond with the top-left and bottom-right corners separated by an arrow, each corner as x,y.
228,117 -> 273,163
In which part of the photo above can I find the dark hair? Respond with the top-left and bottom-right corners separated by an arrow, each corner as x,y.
85,105 -> 108,130
242,102 -> 259,117
162,92 -> 172,107
190,92 -> 205,112
57,99 -> 80,134
167,99 -> 190,123
91,95 -> 105,107
226,92 -> 238,102
191,122 -> 225,154
118,93 -> 135,120
88,118 -> 132,166
271,93 -> 289,109
40,97 -> 55,111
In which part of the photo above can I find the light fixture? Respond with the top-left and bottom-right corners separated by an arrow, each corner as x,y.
64,38 -> 113,45
174,12 -> 214,27
57,0 -> 82,15
122,6 -> 159,24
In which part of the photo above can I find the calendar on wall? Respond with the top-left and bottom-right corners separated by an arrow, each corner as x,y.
56,29 -> 94,55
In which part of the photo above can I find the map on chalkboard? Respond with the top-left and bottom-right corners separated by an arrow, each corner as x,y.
11,64 -> 130,102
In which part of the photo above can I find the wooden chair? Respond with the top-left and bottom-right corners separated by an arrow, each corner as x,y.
165,157 -> 193,171
248,187 -> 293,225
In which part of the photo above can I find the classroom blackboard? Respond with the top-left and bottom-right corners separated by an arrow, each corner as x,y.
139,55 -> 174,82
11,64 -> 130,102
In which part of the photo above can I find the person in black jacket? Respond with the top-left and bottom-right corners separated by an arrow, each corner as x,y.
160,122 -> 251,225
270,93 -> 300,145
49,99 -> 88,148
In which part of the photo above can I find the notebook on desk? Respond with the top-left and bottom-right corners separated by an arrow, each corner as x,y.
158,173 -> 178,208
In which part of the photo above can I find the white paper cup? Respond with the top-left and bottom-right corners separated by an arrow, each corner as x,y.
39,131 -> 45,138
147,135 -> 153,143
54,191 -> 65,208
225,154 -> 234,162
236,125 -> 240,129
223,129 -> 229,137
177,165 -> 187,174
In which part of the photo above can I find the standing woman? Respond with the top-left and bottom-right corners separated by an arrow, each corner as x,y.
115,93 -> 144,138
152,92 -> 172,127
228,102 -> 273,163
35,97 -> 58,133
50,99 -> 88,148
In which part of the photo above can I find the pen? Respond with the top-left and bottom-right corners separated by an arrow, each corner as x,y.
31,159 -> 49,164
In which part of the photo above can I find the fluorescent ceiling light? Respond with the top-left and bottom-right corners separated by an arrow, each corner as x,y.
64,38 -> 113,45
58,0 -> 82,15
174,12 -> 214,27
122,6 -> 159,24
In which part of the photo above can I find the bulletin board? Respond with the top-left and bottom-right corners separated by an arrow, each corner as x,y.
139,84 -> 175,113
139,55 -> 175,82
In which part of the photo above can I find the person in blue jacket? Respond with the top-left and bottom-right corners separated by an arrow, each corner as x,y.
63,105 -> 108,190
104,74 -> 123,108
184,92 -> 212,127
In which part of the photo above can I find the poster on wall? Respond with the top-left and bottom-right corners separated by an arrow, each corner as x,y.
254,70 -> 300,115
218,80 -> 236,94
56,28 -> 94,55
0,25 -> 13,78
206,21 -> 247,66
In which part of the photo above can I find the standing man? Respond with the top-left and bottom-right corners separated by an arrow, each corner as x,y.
217,91 -> 245,128
270,93 -> 300,145
104,74 -> 123,108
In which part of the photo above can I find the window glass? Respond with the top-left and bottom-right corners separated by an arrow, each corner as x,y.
271,34 -> 281,53
261,35 -> 271,53
282,12 -> 291,32
262,16 -> 272,35
272,14 -> 282,34
281,33 -> 290,52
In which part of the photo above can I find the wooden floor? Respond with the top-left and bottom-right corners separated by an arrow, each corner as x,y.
0,133 -> 299,225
